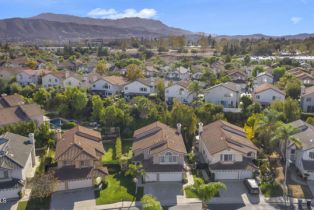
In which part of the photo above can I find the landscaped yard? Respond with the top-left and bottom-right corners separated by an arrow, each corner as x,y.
102,140 -> 133,164
260,182 -> 283,197
95,174 -> 143,205
17,197 -> 51,210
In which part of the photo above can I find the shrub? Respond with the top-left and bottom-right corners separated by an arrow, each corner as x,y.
115,137 -> 122,160
61,122 -> 76,129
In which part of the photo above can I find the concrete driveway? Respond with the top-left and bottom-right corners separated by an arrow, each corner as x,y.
50,188 -> 96,210
215,180 -> 262,205
144,182 -> 183,205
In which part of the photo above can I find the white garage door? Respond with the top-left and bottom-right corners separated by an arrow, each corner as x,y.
214,170 -> 252,180
159,172 -> 182,182
68,179 -> 93,190
145,173 -> 158,182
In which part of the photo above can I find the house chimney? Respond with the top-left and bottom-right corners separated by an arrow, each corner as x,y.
198,122 -> 203,136
29,133 -> 35,144
56,129 -> 62,140
176,123 -> 182,134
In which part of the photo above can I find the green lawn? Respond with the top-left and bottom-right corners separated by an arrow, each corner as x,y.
17,197 -> 51,210
260,182 -> 284,197
102,141 -> 133,164
96,174 -> 143,205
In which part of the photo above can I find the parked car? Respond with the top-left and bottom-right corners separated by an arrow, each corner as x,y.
244,179 -> 260,195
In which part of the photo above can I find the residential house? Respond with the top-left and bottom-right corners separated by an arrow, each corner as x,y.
301,86 -> 314,113
253,83 -> 285,105
91,75 -> 128,96
254,72 -> 274,87
123,78 -> 155,99
132,121 -> 187,182
191,72 -> 203,81
0,68 -> 21,81
0,132 -> 36,199
145,66 -> 159,78
42,71 -> 66,88
288,120 -> 314,180
0,94 -> 45,126
165,81 -> 195,104
204,82 -> 241,108
198,120 -> 258,180
16,69 -> 49,85
166,67 -> 191,81
228,71 -> 247,84
55,125 -> 108,191
289,67 -> 314,87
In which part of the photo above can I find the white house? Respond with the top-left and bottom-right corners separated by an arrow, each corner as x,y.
301,86 -> 314,113
253,83 -> 285,105
288,120 -> 314,180
91,75 -> 128,96
42,71 -> 66,88
198,120 -> 258,180
132,122 -> 187,182
166,67 -> 191,81
16,69 -> 49,85
123,78 -> 155,99
254,72 -> 274,87
0,132 -> 36,199
204,82 -> 241,108
165,81 -> 194,104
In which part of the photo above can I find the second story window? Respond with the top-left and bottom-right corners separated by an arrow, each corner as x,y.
307,98 -> 312,102
220,154 -> 233,162
140,87 -> 147,92
272,96 -> 276,100
309,152 -> 314,159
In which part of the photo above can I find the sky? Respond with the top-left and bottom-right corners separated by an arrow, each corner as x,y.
0,0 -> 313,36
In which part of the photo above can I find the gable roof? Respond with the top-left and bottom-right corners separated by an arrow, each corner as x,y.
206,82 -> 240,93
103,75 -> 128,86
0,94 -> 25,108
55,125 -> 104,161
19,69 -> 50,76
200,120 -> 258,155
0,132 -> 34,169
0,103 -> 44,126
256,72 -> 273,78
132,121 -> 187,155
302,86 -> 314,96
289,120 -> 314,150
254,83 -> 285,95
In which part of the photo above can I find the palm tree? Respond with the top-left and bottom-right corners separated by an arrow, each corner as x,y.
193,181 -> 226,209
254,109 -> 282,153
271,122 -> 302,203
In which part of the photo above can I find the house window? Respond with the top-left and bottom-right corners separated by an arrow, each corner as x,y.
125,87 -> 128,90
140,87 -> 147,92
256,95 -> 260,99
307,98 -> 312,102
49,78 -> 52,82
309,152 -> 314,159
55,79 -> 58,82
291,149 -> 295,154
221,154 -> 233,161
0,170 -> 9,179
160,152 -> 177,163
68,81 -> 72,86
80,160 -> 89,167
179,88 -> 184,95
93,84 -> 96,88
103,84 -> 110,89
272,96 -> 276,100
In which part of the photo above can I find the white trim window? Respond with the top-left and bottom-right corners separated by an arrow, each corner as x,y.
160,152 -> 178,164
220,154 -> 233,162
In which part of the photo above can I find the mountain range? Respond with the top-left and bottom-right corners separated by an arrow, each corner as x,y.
0,13 -> 313,42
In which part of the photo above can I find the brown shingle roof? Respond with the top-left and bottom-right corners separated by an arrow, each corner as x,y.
55,166 -> 108,181
254,83 -> 285,95
0,94 -> 25,108
103,75 -> 128,85
0,103 -> 44,126
302,86 -> 314,96
200,120 -> 258,155
55,125 -> 104,161
132,121 -> 187,155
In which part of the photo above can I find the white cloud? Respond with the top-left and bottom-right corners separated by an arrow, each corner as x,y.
87,8 -> 157,19
290,16 -> 302,24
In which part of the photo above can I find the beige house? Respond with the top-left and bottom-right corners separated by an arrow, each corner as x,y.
55,125 -> 108,191
253,83 -> 285,105
132,121 -> 187,182
198,120 -> 258,180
